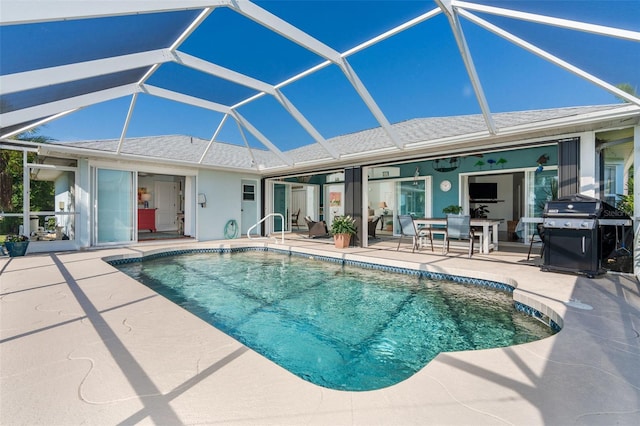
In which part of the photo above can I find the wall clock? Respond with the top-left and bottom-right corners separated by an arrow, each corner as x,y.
440,180 -> 452,192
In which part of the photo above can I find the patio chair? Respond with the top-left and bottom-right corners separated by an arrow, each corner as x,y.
304,216 -> 329,238
444,215 -> 476,258
368,216 -> 381,239
527,223 -> 545,261
397,214 -> 433,253
291,208 -> 301,229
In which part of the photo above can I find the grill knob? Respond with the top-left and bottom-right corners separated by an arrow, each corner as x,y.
564,221 -> 571,227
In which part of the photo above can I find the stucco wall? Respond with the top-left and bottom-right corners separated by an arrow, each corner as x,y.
197,169 -> 261,241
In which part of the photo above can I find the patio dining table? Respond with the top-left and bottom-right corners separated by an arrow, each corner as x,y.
414,217 -> 501,254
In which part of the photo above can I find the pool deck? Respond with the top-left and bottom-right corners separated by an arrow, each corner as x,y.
1,238 -> 639,425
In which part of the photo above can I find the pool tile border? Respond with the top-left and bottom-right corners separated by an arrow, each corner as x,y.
105,246 -> 560,332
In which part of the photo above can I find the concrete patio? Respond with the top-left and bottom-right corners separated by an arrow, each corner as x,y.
1,238 -> 639,425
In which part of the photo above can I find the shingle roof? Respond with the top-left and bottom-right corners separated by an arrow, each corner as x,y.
48,103 -> 636,172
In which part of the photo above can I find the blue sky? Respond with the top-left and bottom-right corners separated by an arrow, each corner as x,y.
5,0 -> 639,151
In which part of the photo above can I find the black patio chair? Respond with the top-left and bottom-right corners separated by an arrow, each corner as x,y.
527,223 -> 545,261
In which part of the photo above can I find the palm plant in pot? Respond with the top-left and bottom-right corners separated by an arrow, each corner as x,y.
330,215 -> 357,248
3,234 -> 30,257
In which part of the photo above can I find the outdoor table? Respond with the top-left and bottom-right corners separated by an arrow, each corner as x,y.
414,217 -> 501,254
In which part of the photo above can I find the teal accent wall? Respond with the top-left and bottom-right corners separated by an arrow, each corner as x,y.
397,146 -> 556,216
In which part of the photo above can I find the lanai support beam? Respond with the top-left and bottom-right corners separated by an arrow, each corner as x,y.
437,0 -> 497,135
232,0 -> 404,150
1,84 -> 140,128
338,59 -> 405,149
199,114 -> 230,164
229,1 -> 342,63
0,110 -> 77,140
0,49 -> 174,95
0,0 -> 230,25
454,0 -> 640,42
459,9 -> 640,107
273,90 -> 340,158
231,111 -> 293,167
117,93 -> 139,154
142,85 -> 231,114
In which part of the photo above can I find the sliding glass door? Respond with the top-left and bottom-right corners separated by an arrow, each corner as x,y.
272,183 -> 289,232
96,169 -> 135,244
397,180 -> 426,218
524,168 -> 558,241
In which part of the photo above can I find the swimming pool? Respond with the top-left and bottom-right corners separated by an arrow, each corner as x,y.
115,250 -> 556,391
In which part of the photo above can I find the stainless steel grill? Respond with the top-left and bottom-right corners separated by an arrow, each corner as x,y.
541,194 -> 631,277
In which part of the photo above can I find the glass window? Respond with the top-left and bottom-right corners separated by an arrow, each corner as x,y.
397,179 -> 426,218
243,184 -> 255,201
603,164 -> 620,205
524,168 -> 558,240
272,183 -> 289,232
527,170 -> 558,218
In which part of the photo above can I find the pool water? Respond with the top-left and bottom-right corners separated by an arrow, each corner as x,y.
116,251 -> 555,391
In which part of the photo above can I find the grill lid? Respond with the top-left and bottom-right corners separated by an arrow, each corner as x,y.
543,193 -> 631,219
544,194 -> 602,218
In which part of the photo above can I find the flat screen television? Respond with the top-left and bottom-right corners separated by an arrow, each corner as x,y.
469,182 -> 497,200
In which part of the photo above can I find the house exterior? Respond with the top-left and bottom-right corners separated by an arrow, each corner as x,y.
2,104 -> 638,276
2,1 -> 639,278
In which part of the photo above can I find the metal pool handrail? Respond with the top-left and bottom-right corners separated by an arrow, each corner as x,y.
247,213 -> 285,244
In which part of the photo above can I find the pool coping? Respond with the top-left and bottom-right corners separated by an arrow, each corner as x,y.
2,239 -> 639,425
104,244 -> 562,333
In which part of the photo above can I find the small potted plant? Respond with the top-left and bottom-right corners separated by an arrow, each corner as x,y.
3,234 -> 30,257
442,205 -> 463,215
472,205 -> 490,218
385,220 -> 393,231
330,215 -> 357,248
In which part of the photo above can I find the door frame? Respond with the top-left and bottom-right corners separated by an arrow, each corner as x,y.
459,166 -> 558,243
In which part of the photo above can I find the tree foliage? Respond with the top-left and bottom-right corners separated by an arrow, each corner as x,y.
0,129 -> 54,212
615,83 -> 638,102
617,166 -> 634,216
0,150 -> 23,212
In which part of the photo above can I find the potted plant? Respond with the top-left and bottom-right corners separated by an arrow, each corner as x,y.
330,215 -> 357,248
3,234 -> 30,257
385,220 -> 393,231
442,205 -> 463,215
472,205 -> 490,218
